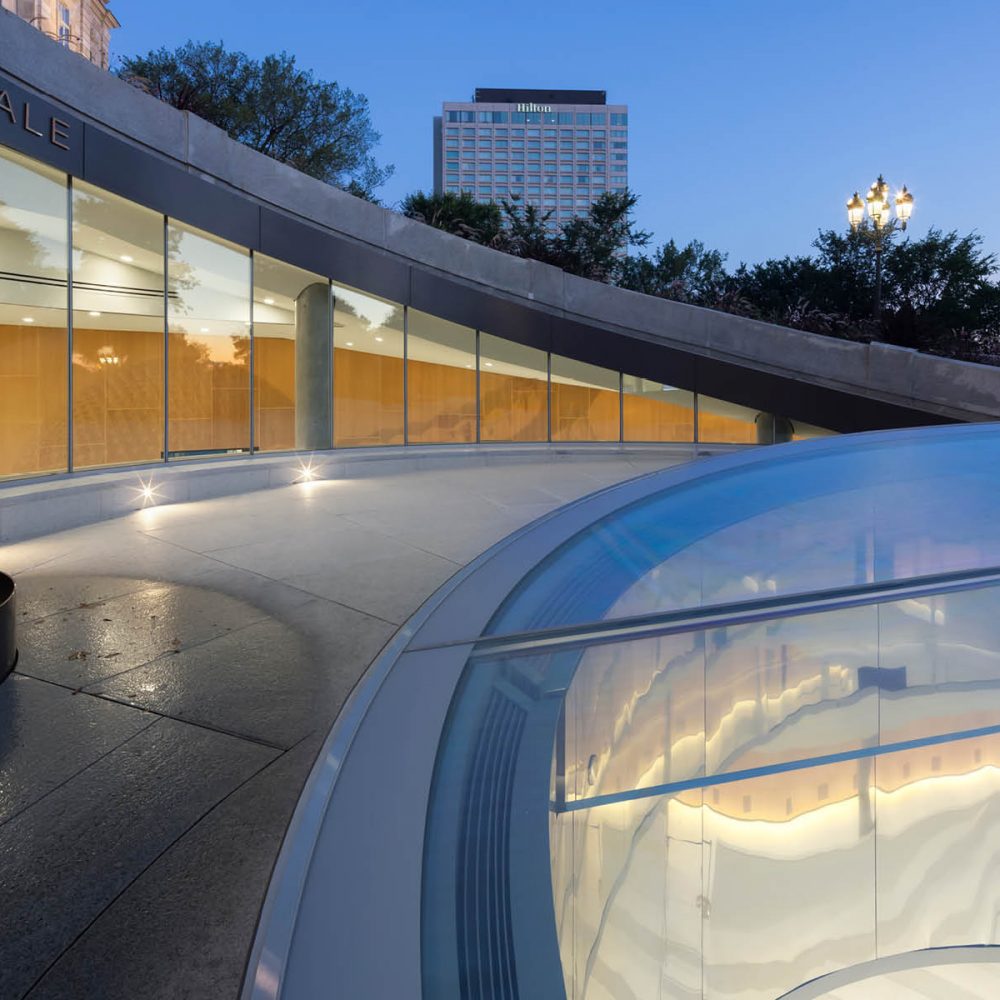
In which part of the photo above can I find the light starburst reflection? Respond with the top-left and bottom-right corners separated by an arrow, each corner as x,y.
135,476 -> 162,507
294,459 -> 320,484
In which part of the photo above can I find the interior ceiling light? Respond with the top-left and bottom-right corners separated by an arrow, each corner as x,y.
263,297 -> 275,305
22,316 -> 34,323
374,336 -> 384,342
88,310 -> 101,317
119,254 -> 133,263
200,327 -> 209,333
345,341 -> 354,347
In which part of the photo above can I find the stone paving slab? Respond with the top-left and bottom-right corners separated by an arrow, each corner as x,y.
89,615 -> 387,749
16,582 -> 272,689
22,736 -> 323,1000
0,718 -> 277,1000
0,674 -> 153,824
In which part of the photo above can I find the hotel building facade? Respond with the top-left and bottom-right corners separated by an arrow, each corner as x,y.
433,88 -> 627,220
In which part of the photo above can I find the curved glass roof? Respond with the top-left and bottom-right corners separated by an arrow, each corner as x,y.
487,424 -> 1000,635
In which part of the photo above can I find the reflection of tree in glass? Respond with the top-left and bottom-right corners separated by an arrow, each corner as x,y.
333,286 -> 399,333
171,333 -> 211,370
231,334 -> 250,366
0,205 -> 59,311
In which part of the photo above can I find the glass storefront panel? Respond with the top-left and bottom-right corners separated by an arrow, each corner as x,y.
551,355 -> 619,442
407,309 -> 476,444
551,791 -> 702,1000
333,282 -> 404,447
167,222 -> 250,457
0,147 -> 68,477
792,420 -> 836,441
705,604 -> 878,776
875,731 -> 1000,958
71,181 -> 164,468
703,759 -> 876,999
697,395 -> 762,443
568,632 -> 705,802
878,585 -> 1000,747
253,255 -> 328,452
622,375 -> 694,442
479,332 -> 547,442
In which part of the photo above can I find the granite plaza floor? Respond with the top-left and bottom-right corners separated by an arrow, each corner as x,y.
0,449 -> 694,1000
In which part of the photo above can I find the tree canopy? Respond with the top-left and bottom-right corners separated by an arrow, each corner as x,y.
402,189 -> 649,282
117,41 -> 393,198
403,186 -> 1000,366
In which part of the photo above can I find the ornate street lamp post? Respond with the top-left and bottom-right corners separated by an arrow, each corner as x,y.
846,175 -> 914,318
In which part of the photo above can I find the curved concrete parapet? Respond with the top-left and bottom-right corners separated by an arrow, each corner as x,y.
0,571 -> 15,681
248,423 -> 1000,1000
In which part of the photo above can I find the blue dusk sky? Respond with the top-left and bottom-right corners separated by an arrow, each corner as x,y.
112,0 -> 1000,268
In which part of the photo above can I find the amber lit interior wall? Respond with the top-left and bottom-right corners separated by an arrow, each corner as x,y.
622,376 -> 694,442
0,149 -> 68,477
333,283 -> 404,447
792,422 -> 836,442
479,332 -> 548,442
167,222 -> 251,457
0,324 -> 68,477
253,336 -> 295,451
551,355 -> 620,442
697,395 -> 760,444
72,328 -> 163,467
407,309 -> 476,444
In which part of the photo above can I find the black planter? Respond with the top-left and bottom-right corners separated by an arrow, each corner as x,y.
0,572 -> 15,682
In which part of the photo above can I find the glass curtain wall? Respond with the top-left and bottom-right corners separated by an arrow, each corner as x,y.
698,395 -> 766,444
407,309 -> 476,444
551,354 -> 620,442
167,222 -> 251,457
333,282 -> 404,447
71,181 -> 164,468
622,375 -> 694,442
0,144 -> 840,479
253,255 -> 329,452
479,332 -> 548,442
0,147 -> 68,478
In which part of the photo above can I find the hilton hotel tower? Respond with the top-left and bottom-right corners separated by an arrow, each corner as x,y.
433,88 -> 628,223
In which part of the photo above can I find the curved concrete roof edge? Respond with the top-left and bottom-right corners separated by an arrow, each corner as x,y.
2,9 -> 999,423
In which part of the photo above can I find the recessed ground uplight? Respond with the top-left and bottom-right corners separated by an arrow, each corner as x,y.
294,459 -> 320,483
135,476 -> 162,506
120,254 -> 133,263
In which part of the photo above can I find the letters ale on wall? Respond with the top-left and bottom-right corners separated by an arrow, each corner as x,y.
0,74 -> 83,175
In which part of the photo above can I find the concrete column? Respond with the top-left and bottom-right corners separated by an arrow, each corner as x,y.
755,412 -> 795,445
295,282 -> 333,451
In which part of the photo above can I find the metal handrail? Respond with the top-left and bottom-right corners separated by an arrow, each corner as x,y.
443,564 -> 1000,661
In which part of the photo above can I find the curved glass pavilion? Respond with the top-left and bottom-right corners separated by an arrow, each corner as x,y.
253,424 -> 1000,1000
